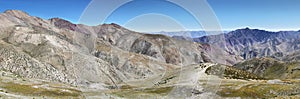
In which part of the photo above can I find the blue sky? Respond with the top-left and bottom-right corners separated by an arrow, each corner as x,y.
0,0 -> 299,32
0,0 -> 90,23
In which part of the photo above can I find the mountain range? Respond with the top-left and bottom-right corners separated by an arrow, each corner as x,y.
0,10 -> 299,98
193,28 -> 300,61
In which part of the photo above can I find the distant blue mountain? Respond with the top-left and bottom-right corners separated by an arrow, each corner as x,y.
193,28 -> 300,60
152,31 -> 228,38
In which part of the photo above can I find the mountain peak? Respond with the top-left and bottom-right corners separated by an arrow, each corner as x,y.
49,18 -> 77,31
236,27 -> 254,31
234,27 -> 268,33
49,18 -> 72,23
102,23 -> 122,29
4,10 -> 30,18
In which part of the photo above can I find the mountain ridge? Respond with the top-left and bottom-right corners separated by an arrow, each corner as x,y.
193,27 -> 300,61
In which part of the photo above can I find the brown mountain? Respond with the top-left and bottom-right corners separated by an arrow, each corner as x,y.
0,10 -> 239,88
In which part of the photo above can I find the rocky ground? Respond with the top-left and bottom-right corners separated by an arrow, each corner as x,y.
1,63 -> 299,98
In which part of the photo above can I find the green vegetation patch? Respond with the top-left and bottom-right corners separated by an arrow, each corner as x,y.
2,82 -> 81,97
143,86 -> 173,94
206,65 -> 264,80
218,83 -> 297,98
111,86 -> 173,98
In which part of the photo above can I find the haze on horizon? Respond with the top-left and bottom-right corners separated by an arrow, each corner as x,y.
0,0 -> 299,32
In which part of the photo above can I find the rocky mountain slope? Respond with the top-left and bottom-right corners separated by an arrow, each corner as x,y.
234,58 -> 300,79
193,28 -> 300,61
0,10 -> 240,89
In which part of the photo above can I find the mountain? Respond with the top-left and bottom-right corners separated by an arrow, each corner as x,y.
193,28 -> 300,61
0,10 -> 299,98
154,30 -> 229,39
153,31 -> 207,38
0,10 -> 239,89
233,58 -> 300,79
